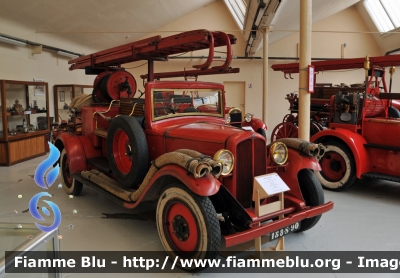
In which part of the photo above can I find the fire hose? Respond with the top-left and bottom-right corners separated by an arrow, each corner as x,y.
81,149 -> 222,202
273,138 -> 326,160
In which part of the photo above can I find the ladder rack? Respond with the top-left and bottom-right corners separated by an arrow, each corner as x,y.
68,29 -> 237,77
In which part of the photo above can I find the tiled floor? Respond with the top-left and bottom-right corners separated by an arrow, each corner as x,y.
1,154 -> 400,278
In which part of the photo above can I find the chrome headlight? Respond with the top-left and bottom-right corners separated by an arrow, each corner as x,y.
244,113 -> 252,122
225,115 -> 231,124
270,142 -> 288,165
213,149 -> 234,176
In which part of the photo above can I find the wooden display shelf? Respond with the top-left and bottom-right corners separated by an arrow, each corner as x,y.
0,134 -> 47,166
0,79 -> 50,166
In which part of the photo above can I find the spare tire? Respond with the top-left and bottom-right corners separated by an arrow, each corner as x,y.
107,115 -> 149,188
389,106 -> 400,118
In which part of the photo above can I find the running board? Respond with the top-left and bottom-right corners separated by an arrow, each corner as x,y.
361,172 -> 400,183
87,157 -> 112,173
71,173 -> 135,206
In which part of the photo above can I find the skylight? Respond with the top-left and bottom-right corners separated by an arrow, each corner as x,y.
363,0 -> 400,34
223,0 -> 247,30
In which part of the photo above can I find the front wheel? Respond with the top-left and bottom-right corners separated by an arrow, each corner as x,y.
314,140 -> 357,191
296,169 -> 324,232
60,149 -> 83,196
156,183 -> 221,271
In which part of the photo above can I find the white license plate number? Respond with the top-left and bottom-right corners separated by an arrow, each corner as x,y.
270,222 -> 301,241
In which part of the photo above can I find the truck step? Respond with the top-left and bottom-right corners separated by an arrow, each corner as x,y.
361,172 -> 400,183
87,157 -> 112,173
71,173 -> 132,206
364,143 -> 400,152
93,128 -> 108,138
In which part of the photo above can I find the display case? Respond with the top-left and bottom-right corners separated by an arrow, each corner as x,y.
0,222 -> 60,278
0,80 -> 50,166
53,84 -> 92,123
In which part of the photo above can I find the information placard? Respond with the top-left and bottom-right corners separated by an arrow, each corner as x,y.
253,173 -> 290,198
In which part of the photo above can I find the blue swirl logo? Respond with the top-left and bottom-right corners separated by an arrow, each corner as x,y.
29,143 -> 62,232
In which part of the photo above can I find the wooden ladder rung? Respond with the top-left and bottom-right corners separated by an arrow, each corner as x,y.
93,128 -> 108,138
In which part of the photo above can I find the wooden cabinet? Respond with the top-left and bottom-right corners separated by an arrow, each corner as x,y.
53,84 -> 92,123
0,80 -> 50,166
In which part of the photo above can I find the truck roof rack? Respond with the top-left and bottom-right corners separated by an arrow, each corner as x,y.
272,54 -> 400,75
69,29 -> 239,80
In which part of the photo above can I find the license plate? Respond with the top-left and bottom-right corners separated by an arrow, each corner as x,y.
270,222 -> 301,241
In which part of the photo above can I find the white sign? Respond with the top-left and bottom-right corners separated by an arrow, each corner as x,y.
308,65 -> 314,93
242,126 -> 254,131
254,173 -> 290,197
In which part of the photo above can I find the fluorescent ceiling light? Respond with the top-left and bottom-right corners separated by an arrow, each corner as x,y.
57,51 -> 79,59
0,36 -> 27,46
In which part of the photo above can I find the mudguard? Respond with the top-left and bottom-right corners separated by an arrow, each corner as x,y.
123,164 -> 221,209
311,128 -> 370,178
55,133 -> 101,174
275,148 -> 321,201
242,117 -> 266,131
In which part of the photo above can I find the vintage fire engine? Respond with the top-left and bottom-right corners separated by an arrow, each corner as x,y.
54,29 -> 333,268
272,55 -> 400,191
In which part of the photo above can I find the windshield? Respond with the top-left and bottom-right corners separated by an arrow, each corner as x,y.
152,89 -> 223,120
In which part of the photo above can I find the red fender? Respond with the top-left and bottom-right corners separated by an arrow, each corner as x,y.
311,128 -> 370,178
242,117 -> 266,131
55,133 -> 100,174
273,148 -> 321,201
123,164 -> 221,209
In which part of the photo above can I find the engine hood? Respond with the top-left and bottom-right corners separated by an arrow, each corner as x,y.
165,122 -> 244,144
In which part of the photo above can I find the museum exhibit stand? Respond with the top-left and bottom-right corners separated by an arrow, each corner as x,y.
0,80 -> 50,166
53,84 -> 92,123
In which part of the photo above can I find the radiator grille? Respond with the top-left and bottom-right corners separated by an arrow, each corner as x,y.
234,137 -> 266,208
254,138 -> 267,177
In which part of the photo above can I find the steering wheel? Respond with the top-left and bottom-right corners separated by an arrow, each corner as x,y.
154,106 -> 175,117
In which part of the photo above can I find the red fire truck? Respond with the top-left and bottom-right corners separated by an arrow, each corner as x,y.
54,29 -> 333,269
272,55 -> 400,191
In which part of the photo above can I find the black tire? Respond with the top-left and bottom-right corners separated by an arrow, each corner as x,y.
60,149 -> 83,196
389,106 -> 400,118
257,128 -> 267,139
156,183 -> 221,271
107,115 -> 149,188
314,140 -> 357,191
296,169 -> 324,232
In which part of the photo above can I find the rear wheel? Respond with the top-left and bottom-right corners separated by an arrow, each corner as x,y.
270,122 -> 298,142
156,183 -> 221,271
296,169 -> 324,232
314,140 -> 357,191
60,149 -> 83,196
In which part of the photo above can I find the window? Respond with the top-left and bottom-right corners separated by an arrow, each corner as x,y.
223,0 -> 247,30
364,0 -> 400,34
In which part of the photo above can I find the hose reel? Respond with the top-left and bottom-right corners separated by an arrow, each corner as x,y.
92,70 -> 137,103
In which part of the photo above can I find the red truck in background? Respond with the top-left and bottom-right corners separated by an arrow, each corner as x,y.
272,54 -> 400,191
53,29 -> 333,270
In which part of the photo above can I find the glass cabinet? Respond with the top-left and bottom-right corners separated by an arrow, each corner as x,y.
53,84 -> 92,123
0,80 -> 50,166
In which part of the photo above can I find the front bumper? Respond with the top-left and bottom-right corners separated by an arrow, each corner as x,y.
224,201 -> 334,247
